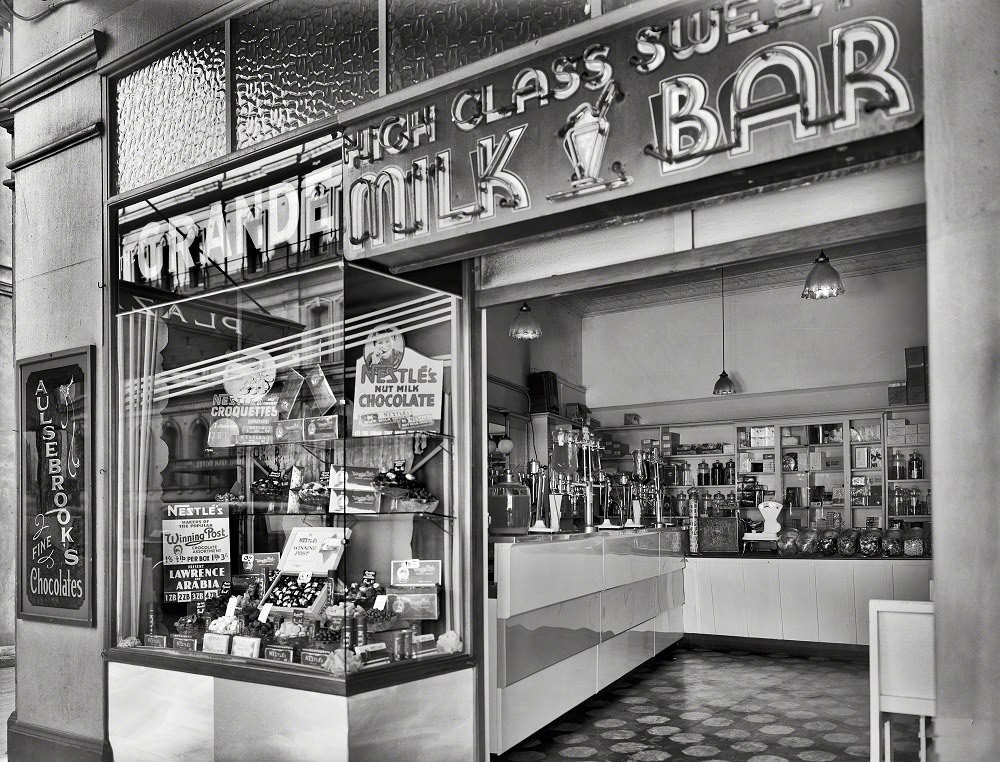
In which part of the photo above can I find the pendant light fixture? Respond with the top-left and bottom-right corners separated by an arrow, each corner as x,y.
508,301 -> 542,340
713,268 -> 736,396
801,249 -> 845,299
497,412 -> 515,456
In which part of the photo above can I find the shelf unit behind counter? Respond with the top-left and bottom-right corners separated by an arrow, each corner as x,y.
593,407 -> 930,532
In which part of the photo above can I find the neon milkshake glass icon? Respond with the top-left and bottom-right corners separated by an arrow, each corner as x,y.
561,81 -> 619,187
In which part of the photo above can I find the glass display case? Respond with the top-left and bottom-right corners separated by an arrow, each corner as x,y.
111,133 -> 470,693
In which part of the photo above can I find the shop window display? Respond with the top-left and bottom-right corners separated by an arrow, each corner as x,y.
112,135 -> 468,686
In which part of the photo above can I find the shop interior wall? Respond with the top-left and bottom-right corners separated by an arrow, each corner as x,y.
583,265 -> 928,423
11,75 -> 106,743
486,307 -> 531,414
484,264 -> 927,426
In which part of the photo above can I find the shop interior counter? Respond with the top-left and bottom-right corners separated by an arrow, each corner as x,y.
488,529 -> 684,755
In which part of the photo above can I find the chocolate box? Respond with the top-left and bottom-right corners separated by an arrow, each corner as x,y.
260,527 -> 351,618
387,585 -> 440,620
390,559 -> 442,587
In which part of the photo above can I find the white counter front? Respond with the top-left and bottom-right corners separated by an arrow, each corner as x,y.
489,530 -> 684,754
683,556 -> 932,645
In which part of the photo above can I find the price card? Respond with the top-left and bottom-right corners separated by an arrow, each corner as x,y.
292,609 -> 305,626
300,649 -> 331,667
172,635 -> 199,652
362,569 -> 377,584
258,602 -> 273,623
297,572 -> 313,584
143,634 -> 167,648
196,601 -> 206,615
231,636 -> 261,658
264,645 -> 295,663
225,596 -> 239,618
202,633 -> 231,654
241,552 -> 280,573
373,594 -> 388,611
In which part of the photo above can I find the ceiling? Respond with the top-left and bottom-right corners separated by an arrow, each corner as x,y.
552,231 -> 926,317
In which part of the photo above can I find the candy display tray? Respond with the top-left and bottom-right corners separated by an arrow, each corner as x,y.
261,573 -> 329,620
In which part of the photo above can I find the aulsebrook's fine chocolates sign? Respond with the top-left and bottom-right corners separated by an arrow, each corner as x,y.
18,347 -> 94,625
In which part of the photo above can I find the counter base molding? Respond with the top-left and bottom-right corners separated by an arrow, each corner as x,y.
682,634 -> 867,660
108,662 -> 474,760
6,711 -> 112,762
489,530 -> 684,755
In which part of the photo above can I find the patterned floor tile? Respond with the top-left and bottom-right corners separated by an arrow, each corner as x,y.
497,646 -> 925,761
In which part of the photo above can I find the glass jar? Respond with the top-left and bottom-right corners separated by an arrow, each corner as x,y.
858,528 -> 882,557
925,489 -> 932,516
904,527 -> 926,556
883,527 -> 904,557
891,486 -> 907,516
697,460 -> 710,486
909,487 -> 923,515
908,451 -> 924,480
712,491 -> 726,515
710,460 -> 724,486
724,459 -> 736,485
889,451 -> 907,480
675,494 -> 688,518
837,528 -> 860,556
683,462 -> 694,486
796,527 -> 819,554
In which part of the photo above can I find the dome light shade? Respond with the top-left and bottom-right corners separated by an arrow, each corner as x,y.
508,302 -> 542,340
712,268 -> 738,396
713,371 -> 735,395
801,250 -> 845,299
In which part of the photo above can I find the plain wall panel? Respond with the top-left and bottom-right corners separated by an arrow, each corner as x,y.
743,560 -> 783,640
778,561 -> 819,643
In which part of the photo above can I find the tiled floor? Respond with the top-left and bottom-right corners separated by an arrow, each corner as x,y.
498,646 -> 924,761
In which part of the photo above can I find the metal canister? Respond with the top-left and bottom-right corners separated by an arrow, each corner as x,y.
355,616 -> 368,647
402,629 -> 413,659
343,622 -> 354,649
393,631 -> 406,661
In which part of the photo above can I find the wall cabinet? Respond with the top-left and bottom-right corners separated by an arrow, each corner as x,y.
596,407 -> 930,533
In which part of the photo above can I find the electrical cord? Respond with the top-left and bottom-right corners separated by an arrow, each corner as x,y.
1,0 -> 79,22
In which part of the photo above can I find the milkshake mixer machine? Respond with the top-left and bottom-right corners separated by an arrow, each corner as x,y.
628,447 -> 670,527
546,426 -> 607,532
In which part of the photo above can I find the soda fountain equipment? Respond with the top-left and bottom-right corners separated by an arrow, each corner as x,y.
647,447 -> 668,528
628,447 -> 668,528
575,427 -> 604,532
544,427 -> 578,531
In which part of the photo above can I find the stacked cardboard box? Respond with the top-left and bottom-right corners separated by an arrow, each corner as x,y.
886,417 -> 930,445
887,346 -> 930,406
905,345 -> 928,404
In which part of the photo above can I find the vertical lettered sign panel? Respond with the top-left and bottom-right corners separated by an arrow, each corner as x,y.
17,346 -> 94,625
